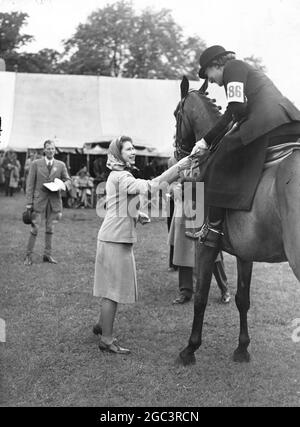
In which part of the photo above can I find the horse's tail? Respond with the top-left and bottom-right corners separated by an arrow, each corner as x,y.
276,150 -> 300,281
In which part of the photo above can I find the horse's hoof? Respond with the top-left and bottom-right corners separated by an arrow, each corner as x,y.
233,348 -> 250,363
176,349 -> 196,366
221,292 -> 231,304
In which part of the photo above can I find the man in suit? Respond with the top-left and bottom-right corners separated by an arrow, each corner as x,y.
24,140 -> 70,266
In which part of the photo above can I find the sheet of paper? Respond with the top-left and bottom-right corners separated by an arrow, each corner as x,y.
43,178 -> 66,192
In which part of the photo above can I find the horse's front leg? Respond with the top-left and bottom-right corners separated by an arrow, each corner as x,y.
233,257 -> 253,362
178,241 -> 219,366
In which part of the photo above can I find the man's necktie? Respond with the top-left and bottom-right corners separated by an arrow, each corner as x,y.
47,163 -> 52,174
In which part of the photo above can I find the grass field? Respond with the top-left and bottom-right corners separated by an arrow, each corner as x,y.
0,192 -> 300,407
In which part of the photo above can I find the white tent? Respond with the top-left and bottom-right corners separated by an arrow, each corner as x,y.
83,142 -> 161,157
0,71 -> 227,156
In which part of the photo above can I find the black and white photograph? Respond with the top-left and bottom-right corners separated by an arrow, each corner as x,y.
0,0 -> 300,409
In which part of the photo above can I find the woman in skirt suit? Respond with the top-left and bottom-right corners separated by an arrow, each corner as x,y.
93,136 -> 191,354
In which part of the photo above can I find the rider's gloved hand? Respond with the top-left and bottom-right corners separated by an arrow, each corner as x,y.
189,138 -> 208,157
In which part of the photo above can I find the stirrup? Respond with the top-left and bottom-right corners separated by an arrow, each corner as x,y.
197,221 -> 224,247
185,222 -> 224,241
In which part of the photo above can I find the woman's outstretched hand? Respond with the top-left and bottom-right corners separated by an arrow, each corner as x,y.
176,156 -> 192,171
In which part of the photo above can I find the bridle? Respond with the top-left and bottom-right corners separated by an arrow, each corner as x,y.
174,90 -> 199,160
174,87 -> 224,160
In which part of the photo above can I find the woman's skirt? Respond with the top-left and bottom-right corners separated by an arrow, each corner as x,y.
93,240 -> 138,303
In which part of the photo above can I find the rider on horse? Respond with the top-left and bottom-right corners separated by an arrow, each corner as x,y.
188,45 -> 300,249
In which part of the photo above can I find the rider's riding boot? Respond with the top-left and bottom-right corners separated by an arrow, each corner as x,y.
198,219 -> 224,248
186,205 -> 225,243
185,218 -> 224,247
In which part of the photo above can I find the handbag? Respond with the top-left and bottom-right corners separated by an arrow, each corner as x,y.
22,207 -> 34,225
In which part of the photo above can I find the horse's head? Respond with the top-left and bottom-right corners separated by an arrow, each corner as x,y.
174,76 -> 222,160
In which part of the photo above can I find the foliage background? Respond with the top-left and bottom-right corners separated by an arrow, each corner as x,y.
0,1 -> 265,78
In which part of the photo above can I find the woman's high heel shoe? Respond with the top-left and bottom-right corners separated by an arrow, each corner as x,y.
99,338 -> 130,355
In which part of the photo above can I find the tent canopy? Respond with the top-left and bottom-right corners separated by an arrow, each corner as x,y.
83,141 -> 162,157
0,72 -> 227,156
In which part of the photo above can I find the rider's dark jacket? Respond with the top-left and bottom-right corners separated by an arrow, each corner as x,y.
202,59 -> 300,211
203,60 -> 300,147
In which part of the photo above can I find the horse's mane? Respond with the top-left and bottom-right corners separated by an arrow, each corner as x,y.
187,90 -> 222,127
175,85 -> 223,159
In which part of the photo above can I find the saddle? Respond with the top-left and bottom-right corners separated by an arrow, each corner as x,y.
186,141 -> 300,181
263,142 -> 300,169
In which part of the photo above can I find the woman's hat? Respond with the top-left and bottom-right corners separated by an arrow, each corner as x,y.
198,45 -> 235,79
106,136 -> 133,171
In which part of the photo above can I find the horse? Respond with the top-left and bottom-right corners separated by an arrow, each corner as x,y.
172,81 -> 231,305
174,76 -> 300,366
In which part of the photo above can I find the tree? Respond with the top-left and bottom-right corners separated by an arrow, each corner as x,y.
243,55 -> 266,72
0,12 -> 33,69
9,49 -> 62,73
0,12 -> 65,73
123,8 -> 186,79
0,4 -> 207,78
62,0 -> 206,79
180,35 -> 207,80
63,0 -> 135,76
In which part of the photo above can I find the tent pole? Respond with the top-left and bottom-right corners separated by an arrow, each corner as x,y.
66,153 -> 70,173
87,154 -> 90,174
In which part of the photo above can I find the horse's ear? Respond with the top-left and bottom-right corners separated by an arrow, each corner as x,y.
180,76 -> 189,99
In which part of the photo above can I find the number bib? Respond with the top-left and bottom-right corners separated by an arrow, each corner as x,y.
227,81 -> 244,103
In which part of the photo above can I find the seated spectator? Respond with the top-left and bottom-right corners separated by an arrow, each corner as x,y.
77,165 -> 90,177
73,168 -> 94,208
